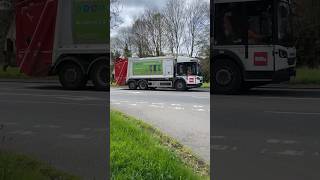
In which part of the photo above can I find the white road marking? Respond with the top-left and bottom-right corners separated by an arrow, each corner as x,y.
192,108 -> 205,112
136,101 -> 148,104
9,130 -> 34,135
276,150 -> 304,156
193,105 -> 204,108
149,105 -> 164,108
152,103 -> 164,105
265,111 -> 320,115
130,104 -> 137,106
2,122 -> 18,126
171,104 -> 182,106
172,106 -> 184,110
33,124 -> 60,129
266,139 -> 298,144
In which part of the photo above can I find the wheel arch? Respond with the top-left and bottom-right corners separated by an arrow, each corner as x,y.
52,55 -> 87,75
213,50 -> 245,78
87,56 -> 108,76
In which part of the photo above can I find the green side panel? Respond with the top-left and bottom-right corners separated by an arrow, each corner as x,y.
133,60 -> 163,76
73,0 -> 109,44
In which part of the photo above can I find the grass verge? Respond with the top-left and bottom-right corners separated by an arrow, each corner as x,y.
110,110 -> 209,180
202,82 -> 210,88
0,67 -> 28,79
0,151 -> 79,180
290,67 -> 320,85
0,67 -> 57,80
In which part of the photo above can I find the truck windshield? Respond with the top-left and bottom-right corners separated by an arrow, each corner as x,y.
177,62 -> 198,76
278,1 -> 293,46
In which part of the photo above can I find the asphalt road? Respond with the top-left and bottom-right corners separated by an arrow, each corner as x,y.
0,80 -> 108,180
110,87 -> 210,162
213,86 -> 320,180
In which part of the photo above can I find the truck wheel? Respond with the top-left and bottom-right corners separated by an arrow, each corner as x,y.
213,59 -> 242,94
175,80 -> 187,91
59,63 -> 87,90
128,81 -> 137,90
91,61 -> 108,90
138,80 -> 148,90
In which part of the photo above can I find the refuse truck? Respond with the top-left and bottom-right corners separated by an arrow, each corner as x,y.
15,0 -> 109,90
212,0 -> 296,93
115,56 -> 203,91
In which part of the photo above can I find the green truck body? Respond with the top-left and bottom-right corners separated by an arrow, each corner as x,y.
132,60 -> 163,76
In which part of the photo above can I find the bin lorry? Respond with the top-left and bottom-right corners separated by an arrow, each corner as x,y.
115,56 -> 203,91
14,0 -> 108,90
212,0 -> 296,93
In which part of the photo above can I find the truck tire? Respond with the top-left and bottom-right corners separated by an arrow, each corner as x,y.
213,59 -> 242,94
59,63 -> 87,90
175,80 -> 187,91
138,80 -> 148,90
128,81 -> 137,90
91,61 -> 108,90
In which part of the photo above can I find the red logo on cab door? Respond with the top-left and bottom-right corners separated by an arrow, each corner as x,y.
254,52 -> 268,66
188,76 -> 196,84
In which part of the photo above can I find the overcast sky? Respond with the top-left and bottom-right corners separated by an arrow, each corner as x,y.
111,0 -> 209,37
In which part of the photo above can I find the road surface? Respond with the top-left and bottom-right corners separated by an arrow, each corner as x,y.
110,87 -> 210,162
213,86 -> 320,180
0,80 -> 107,180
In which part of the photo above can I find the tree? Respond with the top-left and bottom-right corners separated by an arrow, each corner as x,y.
110,0 -> 123,29
164,0 -> 186,57
132,18 -> 152,57
144,9 -> 165,56
123,43 -> 132,58
185,0 -> 209,57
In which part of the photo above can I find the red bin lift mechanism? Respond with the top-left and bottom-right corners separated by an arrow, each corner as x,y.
14,0 -> 108,90
16,0 -> 58,76
114,57 -> 128,86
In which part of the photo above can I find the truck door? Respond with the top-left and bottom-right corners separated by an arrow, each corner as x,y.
164,60 -> 173,77
246,1 -> 275,79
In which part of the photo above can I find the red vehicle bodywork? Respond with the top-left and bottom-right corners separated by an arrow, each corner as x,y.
114,58 -> 128,86
15,0 -> 58,76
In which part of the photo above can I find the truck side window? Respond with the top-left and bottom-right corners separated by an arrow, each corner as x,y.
214,3 -> 247,45
149,65 -> 153,74
247,1 -> 273,45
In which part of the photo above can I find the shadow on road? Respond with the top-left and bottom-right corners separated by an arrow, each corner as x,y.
116,87 -> 209,93
25,85 -> 109,93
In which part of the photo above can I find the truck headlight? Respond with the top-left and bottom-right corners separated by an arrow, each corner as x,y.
279,49 -> 288,58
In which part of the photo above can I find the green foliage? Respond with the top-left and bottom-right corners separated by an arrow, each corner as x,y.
290,67 -> 320,84
123,44 -> 132,58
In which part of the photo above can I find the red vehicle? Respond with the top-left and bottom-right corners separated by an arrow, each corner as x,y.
14,0 -> 108,90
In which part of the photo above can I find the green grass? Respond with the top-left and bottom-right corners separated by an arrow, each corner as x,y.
0,151 -> 80,180
202,82 -> 210,88
0,67 -> 28,79
0,67 -> 57,80
290,67 -> 320,84
110,110 -> 209,180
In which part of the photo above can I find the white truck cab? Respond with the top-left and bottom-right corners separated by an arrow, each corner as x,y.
212,0 -> 296,93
